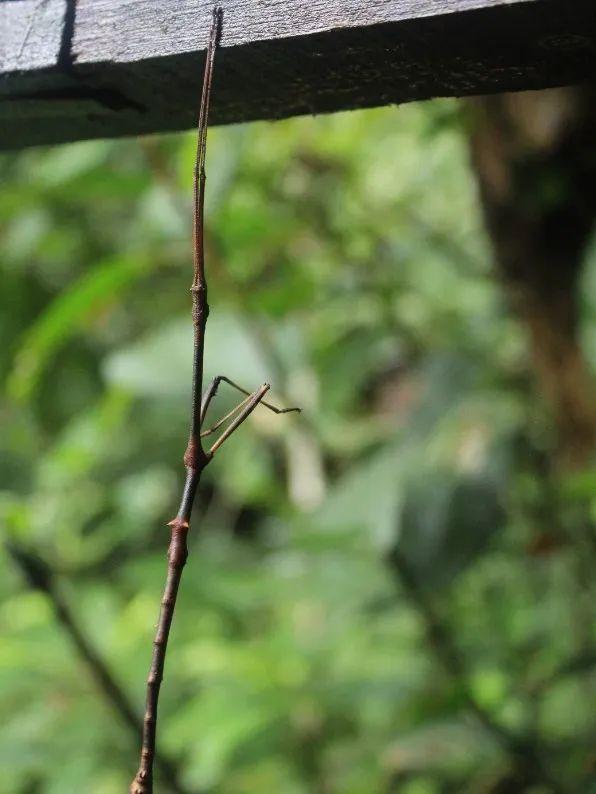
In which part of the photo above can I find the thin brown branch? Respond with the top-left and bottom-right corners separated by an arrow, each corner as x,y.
6,543 -> 191,794
130,11 -> 221,793
130,9 -> 297,792
186,13 -> 219,466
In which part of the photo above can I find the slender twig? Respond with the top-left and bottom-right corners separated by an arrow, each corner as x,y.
6,543 -> 191,794
142,118 -> 315,509
130,10 -> 296,792
129,14 -> 220,792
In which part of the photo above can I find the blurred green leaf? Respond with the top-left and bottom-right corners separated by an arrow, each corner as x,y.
1,96 -> 594,794
7,253 -> 149,402
397,471 -> 505,589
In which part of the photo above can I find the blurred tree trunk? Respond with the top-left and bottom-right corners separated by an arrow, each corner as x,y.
468,87 -> 596,468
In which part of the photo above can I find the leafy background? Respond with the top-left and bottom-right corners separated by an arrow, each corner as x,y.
1,100 -> 596,793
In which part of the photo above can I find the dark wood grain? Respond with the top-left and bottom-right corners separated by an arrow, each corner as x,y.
2,0 -> 595,149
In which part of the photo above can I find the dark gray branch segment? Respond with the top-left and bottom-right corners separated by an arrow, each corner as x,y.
1,0 -> 595,150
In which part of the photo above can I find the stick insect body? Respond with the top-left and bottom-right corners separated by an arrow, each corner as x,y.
130,9 -> 298,792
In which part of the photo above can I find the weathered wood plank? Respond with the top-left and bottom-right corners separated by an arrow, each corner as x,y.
1,0 -> 595,149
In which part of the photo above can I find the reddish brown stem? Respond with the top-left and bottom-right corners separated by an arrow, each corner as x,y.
130,10 -> 221,793
7,542 -> 190,794
130,9 -> 297,790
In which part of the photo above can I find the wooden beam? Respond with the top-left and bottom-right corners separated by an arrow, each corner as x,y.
1,0 -> 595,150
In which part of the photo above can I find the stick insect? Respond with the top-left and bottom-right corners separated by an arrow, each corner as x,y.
130,9 -> 298,792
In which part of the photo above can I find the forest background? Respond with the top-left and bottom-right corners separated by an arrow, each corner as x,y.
2,87 -> 596,793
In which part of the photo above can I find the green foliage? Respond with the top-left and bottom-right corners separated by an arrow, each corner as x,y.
1,102 -> 596,793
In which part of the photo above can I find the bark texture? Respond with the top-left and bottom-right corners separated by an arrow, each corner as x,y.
469,87 -> 596,466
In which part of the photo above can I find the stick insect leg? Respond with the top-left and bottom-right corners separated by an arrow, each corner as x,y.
200,375 -> 300,439
200,393 -> 253,438
200,376 -> 224,425
209,384 -> 271,456
216,375 -> 300,415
